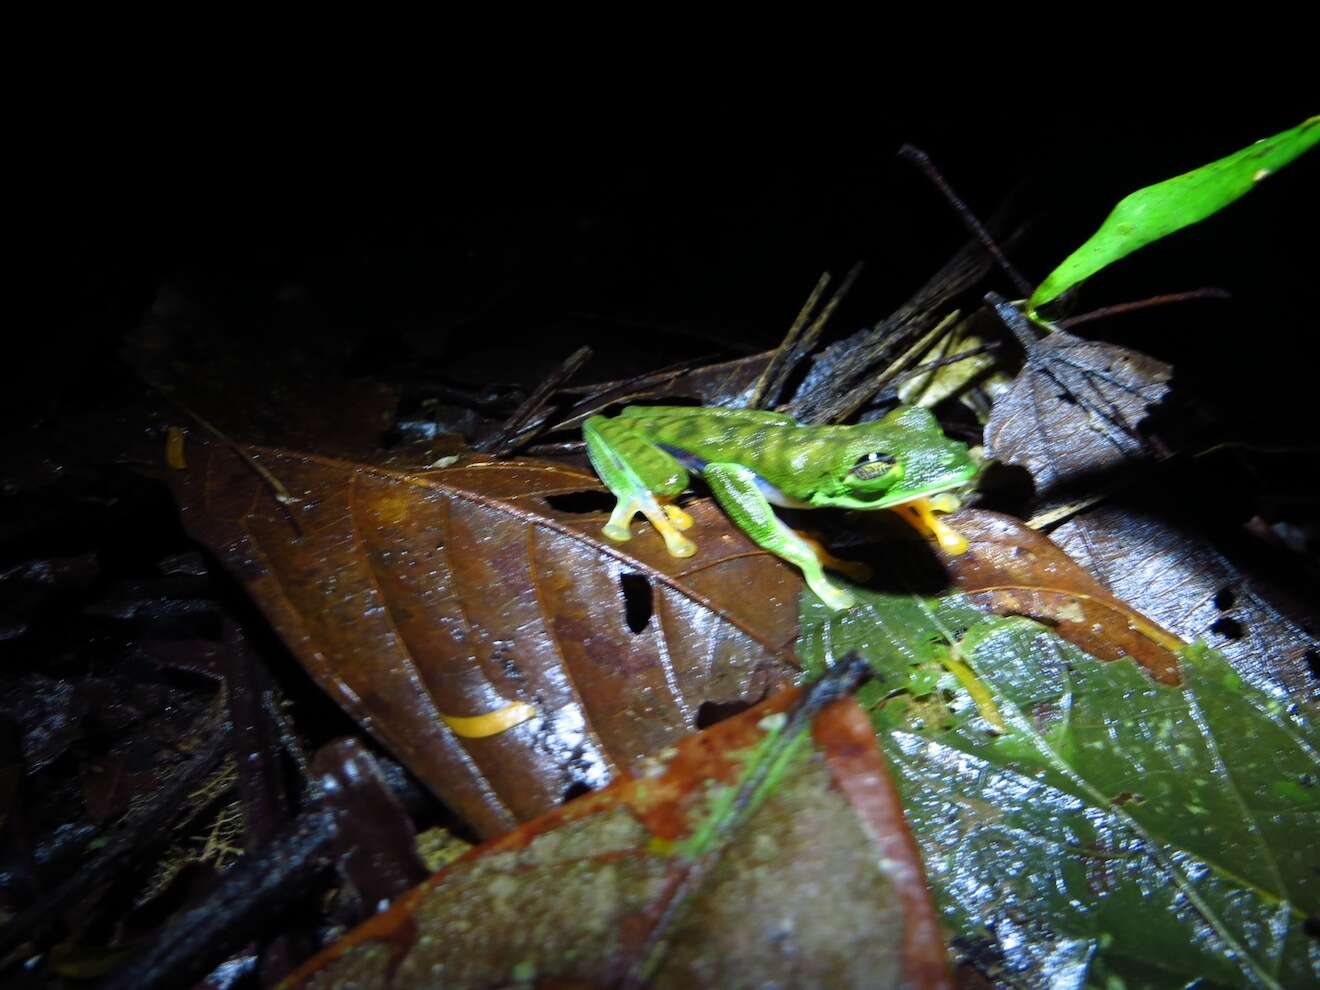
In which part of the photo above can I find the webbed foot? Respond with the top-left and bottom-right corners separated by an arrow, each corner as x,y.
894,496 -> 968,555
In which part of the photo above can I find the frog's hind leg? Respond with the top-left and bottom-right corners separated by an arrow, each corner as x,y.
703,462 -> 856,611
792,530 -> 873,583
583,416 -> 695,557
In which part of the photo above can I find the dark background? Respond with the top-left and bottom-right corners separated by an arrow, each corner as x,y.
24,104 -> 1318,449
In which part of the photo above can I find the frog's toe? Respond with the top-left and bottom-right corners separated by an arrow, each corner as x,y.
662,504 -> 695,531
664,533 -> 698,558
602,522 -> 633,543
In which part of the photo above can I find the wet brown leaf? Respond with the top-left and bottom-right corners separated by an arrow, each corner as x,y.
281,686 -> 950,990
984,325 -> 1171,506
938,510 -> 1183,683
1050,506 -> 1320,699
170,434 -> 802,837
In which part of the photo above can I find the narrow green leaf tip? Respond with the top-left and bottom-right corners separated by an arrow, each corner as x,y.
1029,116 -> 1319,315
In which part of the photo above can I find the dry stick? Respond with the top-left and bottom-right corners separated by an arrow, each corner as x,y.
768,262 -> 866,409
1058,288 -> 1232,330
792,228 -> 1014,425
480,344 -> 594,456
746,271 -> 832,409
887,341 -> 1002,389
898,144 -> 1034,299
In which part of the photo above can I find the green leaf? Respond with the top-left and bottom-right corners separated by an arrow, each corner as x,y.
1029,117 -> 1320,314
797,588 -> 1320,988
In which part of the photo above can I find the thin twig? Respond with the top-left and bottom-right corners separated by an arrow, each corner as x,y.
887,341 -> 1003,389
480,345 -> 593,456
773,262 -> 866,404
1058,288 -> 1231,329
747,272 -> 831,409
899,144 -> 1034,298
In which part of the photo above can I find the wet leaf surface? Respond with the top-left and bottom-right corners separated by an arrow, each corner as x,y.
984,322 -> 1171,509
170,433 -> 802,837
798,592 -> 1320,988
282,681 -> 951,990
1051,505 -> 1320,701
938,510 -> 1183,684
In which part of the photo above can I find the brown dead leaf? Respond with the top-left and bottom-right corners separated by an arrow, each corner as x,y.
984,323 -> 1171,506
170,433 -> 802,837
1050,506 -> 1319,699
281,685 -> 950,990
938,510 -> 1184,684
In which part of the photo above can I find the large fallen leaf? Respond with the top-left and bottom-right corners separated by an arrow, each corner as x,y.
984,308 -> 1171,508
1050,505 -> 1319,700
169,433 -> 802,837
281,677 -> 951,990
1030,117 -> 1320,313
798,593 -> 1320,988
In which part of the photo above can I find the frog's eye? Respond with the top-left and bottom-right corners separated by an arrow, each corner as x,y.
850,451 -> 896,481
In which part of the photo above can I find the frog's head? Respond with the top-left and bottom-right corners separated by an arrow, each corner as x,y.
809,406 -> 977,510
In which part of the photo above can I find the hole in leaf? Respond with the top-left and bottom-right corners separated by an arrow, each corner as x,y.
544,491 -> 616,514
1055,392 -> 1079,406
618,572 -> 652,634
1305,650 -> 1319,683
695,699 -> 752,729
562,780 -> 593,803
1213,587 -> 1236,610
1210,617 -> 1243,640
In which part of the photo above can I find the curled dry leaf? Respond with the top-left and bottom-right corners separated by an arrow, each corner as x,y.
1051,506 -> 1320,699
938,510 -> 1183,684
984,327 -> 1171,507
281,686 -> 951,990
169,433 -> 801,837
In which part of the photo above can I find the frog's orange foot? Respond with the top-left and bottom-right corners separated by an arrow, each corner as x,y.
894,496 -> 968,555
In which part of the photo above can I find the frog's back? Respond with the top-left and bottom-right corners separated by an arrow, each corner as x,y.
620,409 -> 846,499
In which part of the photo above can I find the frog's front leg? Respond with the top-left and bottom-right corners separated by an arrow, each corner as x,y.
583,416 -> 695,557
702,462 -> 856,611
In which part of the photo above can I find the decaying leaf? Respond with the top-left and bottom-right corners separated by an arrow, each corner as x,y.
938,510 -> 1183,684
281,680 -> 951,990
798,593 -> 1320,988
895,314 -> 1006,412
169,433 -> 802,837
984,318 -> 1171,507
1050,505 -> 1320,700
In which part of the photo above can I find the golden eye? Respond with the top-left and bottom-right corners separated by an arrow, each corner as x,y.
851,452 -> 896,481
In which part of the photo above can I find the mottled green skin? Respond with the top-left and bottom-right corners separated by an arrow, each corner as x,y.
610,404 -> 976,508
582,405 -> 977,611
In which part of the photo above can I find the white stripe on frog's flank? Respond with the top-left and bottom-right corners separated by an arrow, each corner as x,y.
659,444 -> 811,509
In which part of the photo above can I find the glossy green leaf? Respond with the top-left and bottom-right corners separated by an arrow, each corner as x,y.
798,588 -> 1320,988
1030,117 -> 1319,314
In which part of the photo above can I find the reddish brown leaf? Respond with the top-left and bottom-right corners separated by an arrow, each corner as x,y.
170,434 -> 802,837
939,510 -> 1184,683
281,688 -> 950,990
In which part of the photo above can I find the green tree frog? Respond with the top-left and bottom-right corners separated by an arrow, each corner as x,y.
583,405 -> 977,610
